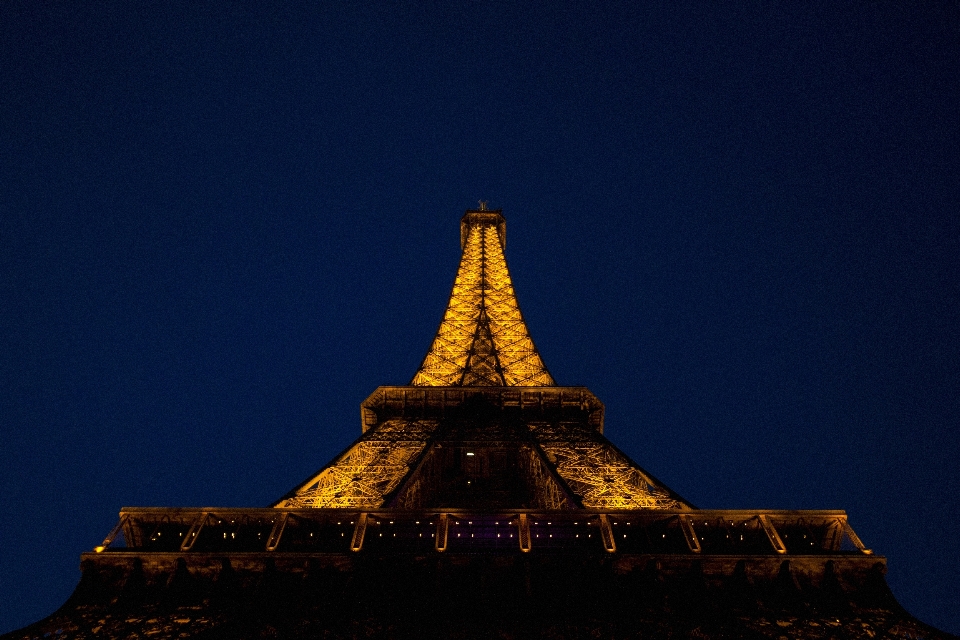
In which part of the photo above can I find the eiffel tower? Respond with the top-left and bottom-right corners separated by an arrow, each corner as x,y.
5,206 -> 952,639
274,205 -> 687,514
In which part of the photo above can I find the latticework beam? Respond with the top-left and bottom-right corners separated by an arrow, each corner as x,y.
276,419 -> 438,508
529,422 -> 688,510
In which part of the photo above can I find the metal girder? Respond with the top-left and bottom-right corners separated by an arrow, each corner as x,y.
759,514 -> 787,554
517,513 -> 532,552
841,517 -> 872,554
93,515 -> 127,553
265,512 -> 288,551
350,513 -> 368,552
179,512 -> 208,552
679,515 -> 702,553
435,513 -> 449,552
599,514 -> 617,553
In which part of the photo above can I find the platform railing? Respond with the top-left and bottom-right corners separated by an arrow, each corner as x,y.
94,508 -> 873,556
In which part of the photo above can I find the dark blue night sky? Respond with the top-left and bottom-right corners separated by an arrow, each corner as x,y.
2,2 -> 958,634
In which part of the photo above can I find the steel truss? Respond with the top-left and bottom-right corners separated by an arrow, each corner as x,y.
276,419 -> 439,508
530,422 -> 684,509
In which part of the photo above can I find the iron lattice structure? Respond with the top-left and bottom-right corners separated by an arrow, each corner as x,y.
8,206 -> 951,640
276,419 -> 440,508
411,209 -> 554,387
276,209 -> 689,511
529,422 -> 681,509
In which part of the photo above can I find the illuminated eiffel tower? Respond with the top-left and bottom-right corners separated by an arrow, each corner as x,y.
5,206 -> 952,640
275,205 -> 688,514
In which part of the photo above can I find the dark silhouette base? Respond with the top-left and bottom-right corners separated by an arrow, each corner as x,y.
4,551 -> 954,639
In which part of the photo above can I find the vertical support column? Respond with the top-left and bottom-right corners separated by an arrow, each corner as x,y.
679,515 -> 702,553
180,512 -> 208,551
841,518 -> 873,555
435,513 -> 449,552
758,514 -> 787,554
351,513 -> 368,552
598,514 -> 617,553
265,512 -> 288,551
518,513 -> 532,552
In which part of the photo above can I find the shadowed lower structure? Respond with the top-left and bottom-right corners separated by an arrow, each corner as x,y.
4,207 -> 953,639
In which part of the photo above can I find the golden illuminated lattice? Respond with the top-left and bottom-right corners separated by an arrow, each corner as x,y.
412,211 -> 554,387
276,210 -> 689,511
530,422 -> 686,510
277,419 -> 438,508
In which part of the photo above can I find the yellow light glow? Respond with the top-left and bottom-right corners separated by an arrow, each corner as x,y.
278,419 -> 439,508
412,215 -> 554,387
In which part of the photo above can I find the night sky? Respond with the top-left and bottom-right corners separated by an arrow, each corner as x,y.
2,2 -> 958,635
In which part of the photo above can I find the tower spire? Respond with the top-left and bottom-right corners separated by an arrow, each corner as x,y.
411,208 -> 554,387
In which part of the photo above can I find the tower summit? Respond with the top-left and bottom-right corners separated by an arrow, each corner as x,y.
5,206 -> 951,640
412,208 -> 554,387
